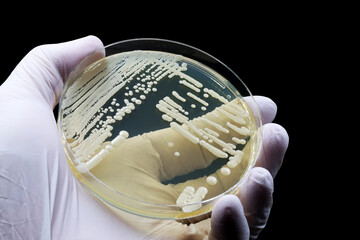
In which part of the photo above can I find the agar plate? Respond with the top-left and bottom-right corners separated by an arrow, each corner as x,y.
57,38 -> 262,220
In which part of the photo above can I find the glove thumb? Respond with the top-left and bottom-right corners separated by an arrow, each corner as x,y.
1,35 -> 104,109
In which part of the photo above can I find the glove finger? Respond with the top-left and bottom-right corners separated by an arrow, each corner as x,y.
255,123 -> 289,177
209,195 -> 250,240
238,167 -> 273,239
245,95 -> 277,124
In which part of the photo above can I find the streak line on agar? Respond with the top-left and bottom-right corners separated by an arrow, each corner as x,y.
226,122 -> 251,136
178,72 -> 203,88
164,96 -> 184,112
179,80 -> 201,93
228,101 -> 249,118
172,91 -> 186,102
162,114 -> 173,122
206,89 -> 229,104
199,140 -> 228,158
186,92 -> 209,106
216,107 -> 246,125
204,127 -> 220,137
201,117 -> 230,134
232,137 -> 246,145
156,103 -> 188,123
170,121 -> 200,144
200,130 -> 234,153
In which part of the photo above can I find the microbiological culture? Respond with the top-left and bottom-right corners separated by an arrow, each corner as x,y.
58,39 -> 262,220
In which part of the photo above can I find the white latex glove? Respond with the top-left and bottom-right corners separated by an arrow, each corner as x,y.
0,36 -> 289,240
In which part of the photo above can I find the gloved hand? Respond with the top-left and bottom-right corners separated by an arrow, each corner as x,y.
0,36 -> 289,240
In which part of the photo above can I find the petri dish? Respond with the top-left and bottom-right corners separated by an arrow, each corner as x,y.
57,38 -> 262,221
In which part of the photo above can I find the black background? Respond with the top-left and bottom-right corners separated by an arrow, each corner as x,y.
1,6 -> 330,239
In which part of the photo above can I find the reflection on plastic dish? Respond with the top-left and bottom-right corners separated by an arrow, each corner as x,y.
57,39 -> 262,221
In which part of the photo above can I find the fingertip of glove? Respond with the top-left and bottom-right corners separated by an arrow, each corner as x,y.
210,195 -> 249,240
213,195 -> 243,217
239,168 -> 274,239
240,167 -> 274,214
258,123 -> 289,177
248,167 -> 274,193
81,35 -> 104,50
57,35 -> 105,79
253,96 -> 278,124
268,123 -> 289,145
263,123 -> 289,159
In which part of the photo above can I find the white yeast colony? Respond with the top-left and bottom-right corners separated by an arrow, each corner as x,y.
61,50 -> 253,212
